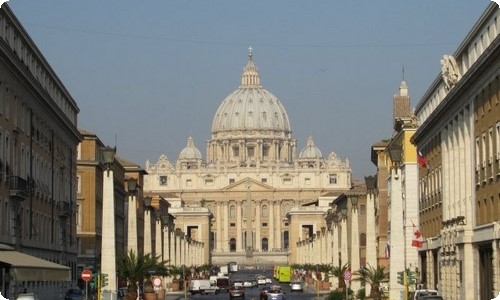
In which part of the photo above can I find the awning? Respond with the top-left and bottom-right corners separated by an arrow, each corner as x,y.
0,246 -> 71,281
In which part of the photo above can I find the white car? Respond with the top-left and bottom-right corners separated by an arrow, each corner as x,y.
256,276 -> 267,285
265,277 -> 272,284
290,281 -> 303,292
243,279 -> 254,288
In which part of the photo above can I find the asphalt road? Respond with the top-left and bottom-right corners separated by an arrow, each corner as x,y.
164,268 -> 328,300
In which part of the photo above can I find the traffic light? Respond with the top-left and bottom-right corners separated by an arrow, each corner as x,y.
397,271 -> 404,285
101,273 -> 108,287
90,273 -> 97,289
407,270 -> 415,284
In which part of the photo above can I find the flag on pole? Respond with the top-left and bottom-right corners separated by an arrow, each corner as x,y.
411,221 -> 424,248
418,151 -> 429,169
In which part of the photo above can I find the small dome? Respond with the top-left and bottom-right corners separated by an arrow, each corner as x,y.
299,136 -> 323,159
178,136 -> 202,160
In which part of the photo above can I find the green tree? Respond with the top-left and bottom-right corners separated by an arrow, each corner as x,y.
331,262 -> 350,291
116,250 -> 169,300
354,264 -> 388,299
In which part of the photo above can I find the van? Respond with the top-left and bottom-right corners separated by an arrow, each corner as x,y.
188,279 -> 219,295
216,277 -> 231,292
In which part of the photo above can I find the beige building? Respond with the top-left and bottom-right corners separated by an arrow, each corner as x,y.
0,4 -> 81,299
412,3 -> 500,300
144,50 -> 357,267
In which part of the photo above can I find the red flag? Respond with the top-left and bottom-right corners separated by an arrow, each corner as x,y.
418,151 -> 429,169
412,222 -> 424,248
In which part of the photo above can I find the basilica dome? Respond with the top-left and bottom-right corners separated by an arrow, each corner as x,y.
299,135 -> 323,159
211,51 -> 291,135
178,136 -> 202,160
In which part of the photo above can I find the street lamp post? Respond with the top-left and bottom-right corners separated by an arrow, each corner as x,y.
101,146 -> 117,300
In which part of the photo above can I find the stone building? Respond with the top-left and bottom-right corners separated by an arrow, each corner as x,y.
412,3 -> 500,300
0,4 -> 81,299
143,50 -> 358,267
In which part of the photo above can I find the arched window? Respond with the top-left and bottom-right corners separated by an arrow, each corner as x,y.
262,238 -> 268,252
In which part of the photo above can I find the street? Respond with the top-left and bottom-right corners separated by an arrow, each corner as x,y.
164,268 -> 328,300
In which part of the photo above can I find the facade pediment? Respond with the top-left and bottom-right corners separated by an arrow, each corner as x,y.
222,177 -> 273,192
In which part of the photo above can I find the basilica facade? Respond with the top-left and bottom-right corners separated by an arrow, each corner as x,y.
143,51 -> 355,266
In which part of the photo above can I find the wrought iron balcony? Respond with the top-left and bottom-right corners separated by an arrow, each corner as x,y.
9,176 -> 28,200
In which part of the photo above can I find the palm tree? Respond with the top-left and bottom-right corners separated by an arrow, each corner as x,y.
331,262 -> 350,291
116,250 -> 169,300
355,264 -> 388,299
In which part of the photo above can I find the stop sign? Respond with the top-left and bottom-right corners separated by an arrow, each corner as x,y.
81,269 -> 92,282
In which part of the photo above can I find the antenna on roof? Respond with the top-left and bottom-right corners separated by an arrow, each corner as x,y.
402,64 -> 405,81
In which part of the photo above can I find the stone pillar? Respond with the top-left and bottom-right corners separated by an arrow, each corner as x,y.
216,200 -> 222,251
341,218 -> 348,268
163,226 -> 170,263
144,209 -> 152,255
224,202 -> 229,251
389,168 -> 405,300
350,205 -> 360,291
175,234 -> 181,266
269,201 -> 275,250
236,201 -> 243,251
255,200 -> 261,251
332,223 -> 339,288
365,192 -> 377,296
275,200 -> 282,249
101,168 -> 117,300
155,215 -> 162,259
127,194 -> 138,254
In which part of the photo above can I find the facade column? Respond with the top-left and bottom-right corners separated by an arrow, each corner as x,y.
127,194 -> 138,254
269,200 -> 275,250
255,200 -> 261,251
163,226 -> 170,263
236,201 -> 243,251
275,200 -> 282,249
493,240 -> 500,296
216,200 -> 222,251
326,229 -> 333,265
223,202 -> 229,251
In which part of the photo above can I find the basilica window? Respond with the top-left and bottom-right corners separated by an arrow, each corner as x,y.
233,146 -> 239,158
186,179 -> 192,187
229,178 -> 235,184
262,145 -> 269,157
282,178 -> 291,185
247,146 -> 254,157
304,178 -> 311,185
159,176 -> 168,186
229,205 -> 235,219
329,174 -> 337,184
261,178 -> 267,183
262,205 -> 268,217
205,178 -> 214,186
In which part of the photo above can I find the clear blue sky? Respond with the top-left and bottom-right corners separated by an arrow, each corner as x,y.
5,0 -> 491,178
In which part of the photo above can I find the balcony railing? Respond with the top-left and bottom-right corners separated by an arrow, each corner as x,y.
9,176 -> 28,200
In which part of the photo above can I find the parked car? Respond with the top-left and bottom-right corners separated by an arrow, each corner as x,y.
256,276 -> 267,285
289,280 -> 303,292
64,288 -> 84,300
419,296 -> 443,300
243,279 -> 253,288
229,285 -> 245,299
